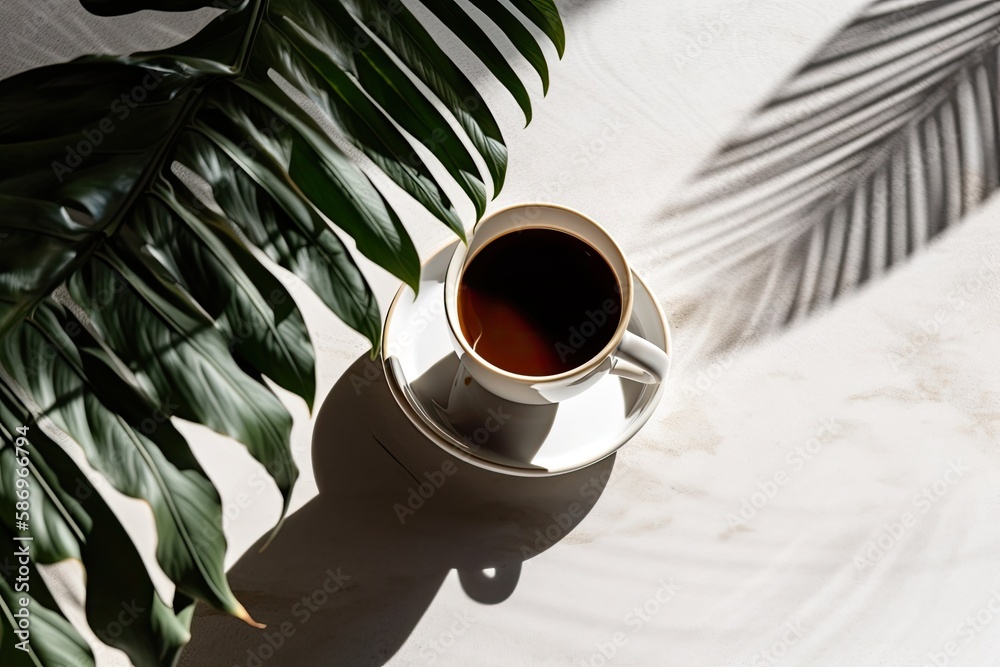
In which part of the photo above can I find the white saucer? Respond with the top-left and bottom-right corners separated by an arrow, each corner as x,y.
381,241 -> 671,476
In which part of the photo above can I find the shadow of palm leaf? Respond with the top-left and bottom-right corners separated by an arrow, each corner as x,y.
641,0 -> 1000,361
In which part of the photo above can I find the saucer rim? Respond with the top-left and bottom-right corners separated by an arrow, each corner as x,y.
381,240 -> 671,477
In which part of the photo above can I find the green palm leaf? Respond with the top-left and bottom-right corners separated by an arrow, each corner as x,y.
0,0 -> 562,663
0,529 -> 94,667
0,301 -> 256,625
0,386 -> 193,666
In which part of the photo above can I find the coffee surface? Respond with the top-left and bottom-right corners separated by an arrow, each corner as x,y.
458,228 -> 621,376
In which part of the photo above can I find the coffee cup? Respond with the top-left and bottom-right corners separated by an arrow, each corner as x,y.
443,203 -> 670,405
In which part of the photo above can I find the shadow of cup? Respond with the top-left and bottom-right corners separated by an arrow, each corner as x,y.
181,355 -> 615,667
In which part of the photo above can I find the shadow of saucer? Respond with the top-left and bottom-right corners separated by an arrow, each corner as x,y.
180,354 -> 615,667
412,354 -> 559,468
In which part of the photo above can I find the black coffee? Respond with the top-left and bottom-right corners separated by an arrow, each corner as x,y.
458,228 -> 621,376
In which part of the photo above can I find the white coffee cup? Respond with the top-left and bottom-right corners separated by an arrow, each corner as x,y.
443,203 -> 670,405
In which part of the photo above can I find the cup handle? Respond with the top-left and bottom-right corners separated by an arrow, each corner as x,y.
609,331 -> 670,385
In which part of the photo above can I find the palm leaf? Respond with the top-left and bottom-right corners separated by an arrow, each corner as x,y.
0,0 -> 562,663
643,0 -> 1000,358
0,527 -> 95,667
0,301 -> 256,623
0,387 -> 193,666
